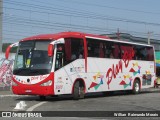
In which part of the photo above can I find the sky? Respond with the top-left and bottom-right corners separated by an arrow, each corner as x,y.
3,0 -> 160,43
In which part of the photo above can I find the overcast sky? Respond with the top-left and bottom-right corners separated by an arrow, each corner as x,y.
3,0 -> 160,43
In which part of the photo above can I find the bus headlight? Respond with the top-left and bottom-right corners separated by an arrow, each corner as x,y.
12,81 -> 18,86
40,80 -> 52,86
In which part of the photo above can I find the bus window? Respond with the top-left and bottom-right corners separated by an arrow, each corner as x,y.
120,43 -> 134,60
103,41 -> 112,58
87,39 -> 98,57
133,45 -> 143,60
112,43 -> 120,59
134,45 -> 154,61
87,38 -> 100,57
147,47 -> 154,61
87,39 -> 121,59
64,38 -> 84,64
99,42 -> 104,58
16,54 -> 23,68
55,52 -> 64,71
55,44 -> 64,71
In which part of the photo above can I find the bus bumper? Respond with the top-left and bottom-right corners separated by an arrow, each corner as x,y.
12,85 -> 54,96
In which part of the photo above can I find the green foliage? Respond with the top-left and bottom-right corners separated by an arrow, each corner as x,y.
2,43 -> 17,53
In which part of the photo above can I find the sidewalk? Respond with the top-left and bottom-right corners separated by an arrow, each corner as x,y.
0,85 -> 13,95
0,89 -> 13,95
141,87 -> 160,92
0,85 -> 11,91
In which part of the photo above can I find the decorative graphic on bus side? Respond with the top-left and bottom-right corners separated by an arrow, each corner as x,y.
119,74 -> 133,89
88,72 -> 104,90
129,62 -> 141,76
106,46 -> 135,89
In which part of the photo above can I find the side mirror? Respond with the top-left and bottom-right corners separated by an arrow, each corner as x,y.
48,44 -> 54,57
5,42 -> 19,59
5,46 -> 12,59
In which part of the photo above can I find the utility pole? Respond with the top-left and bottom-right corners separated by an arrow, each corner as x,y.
116,28 -> 120,40
0,0 -> 2,53
148,31 -> 153,45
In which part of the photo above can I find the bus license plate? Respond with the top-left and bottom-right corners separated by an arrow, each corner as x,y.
25,90 -> 32,93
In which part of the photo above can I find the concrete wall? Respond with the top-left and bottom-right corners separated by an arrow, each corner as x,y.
0,53 -> 16,60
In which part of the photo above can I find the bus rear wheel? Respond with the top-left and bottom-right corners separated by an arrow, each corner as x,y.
132,80 -> 140,94
73,81 -> 85,100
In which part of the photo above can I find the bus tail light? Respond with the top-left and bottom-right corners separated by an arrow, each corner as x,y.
40,80 -> 52,86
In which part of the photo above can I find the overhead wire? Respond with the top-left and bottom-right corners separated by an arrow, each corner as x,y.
3,0 -> 160,26
3,0 -> 160,42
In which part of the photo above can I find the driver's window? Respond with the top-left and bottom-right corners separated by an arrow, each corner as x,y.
55,52 -> 63,70
55,44 -> 64,71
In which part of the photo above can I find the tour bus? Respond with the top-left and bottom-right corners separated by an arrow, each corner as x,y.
6,32 -> 156,100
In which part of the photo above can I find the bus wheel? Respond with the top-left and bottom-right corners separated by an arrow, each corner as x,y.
73,81 -> 85,100
39,96 -> 46,100
132,80 -> 140,94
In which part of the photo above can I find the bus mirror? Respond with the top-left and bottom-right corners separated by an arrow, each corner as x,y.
5,42 -> 19,59
48,44 -> 54,57
5,46 -> 12,59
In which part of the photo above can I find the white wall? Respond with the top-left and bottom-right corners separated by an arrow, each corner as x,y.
0,53 -> 16,60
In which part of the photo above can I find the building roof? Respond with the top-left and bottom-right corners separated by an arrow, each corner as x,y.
101,33 -> 160,51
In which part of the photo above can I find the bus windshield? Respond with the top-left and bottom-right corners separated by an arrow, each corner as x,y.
13,40 -> 53,76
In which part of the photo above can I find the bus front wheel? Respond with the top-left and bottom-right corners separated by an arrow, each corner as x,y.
39,96 -> 46,100
132,80 -> 140,94
73,81 -> 85,100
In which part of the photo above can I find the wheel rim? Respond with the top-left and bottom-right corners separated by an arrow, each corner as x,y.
135,83 -> 139,92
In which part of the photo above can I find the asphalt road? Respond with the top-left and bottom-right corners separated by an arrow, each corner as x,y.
0,88 -> 160,120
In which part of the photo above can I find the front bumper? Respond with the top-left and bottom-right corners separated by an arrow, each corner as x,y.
12,85 -> 54,96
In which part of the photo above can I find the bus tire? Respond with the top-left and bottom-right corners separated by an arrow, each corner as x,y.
39,96 -> 46,100
132,80 -> 140,94
73,81 -> 84,100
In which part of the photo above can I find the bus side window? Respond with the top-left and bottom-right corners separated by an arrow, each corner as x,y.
120,44 -> 134,60
147,47 -> 154,61
103,42 -> 111,58
114,43 -> 120,59
87,38 -> 100,57
55,44 -> 64,71
135,45 -> 146,60
55,52 -> 64,71
99,42 -> 104,58
64,38 -> 84,65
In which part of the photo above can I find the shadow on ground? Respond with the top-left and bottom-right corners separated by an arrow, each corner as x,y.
15,88 -> 160,102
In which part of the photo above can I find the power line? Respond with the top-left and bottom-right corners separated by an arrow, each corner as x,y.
5,14 -> 158,39
3,0 -> 160,42
4,13 -> 160,36
3,1 -> 160,26
54,0 -> 160,15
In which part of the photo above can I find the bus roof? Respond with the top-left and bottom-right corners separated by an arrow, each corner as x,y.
20,31 -> 110,42
20,31 -> 153,47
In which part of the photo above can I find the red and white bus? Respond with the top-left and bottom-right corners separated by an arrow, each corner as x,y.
6,32 -> 156,100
